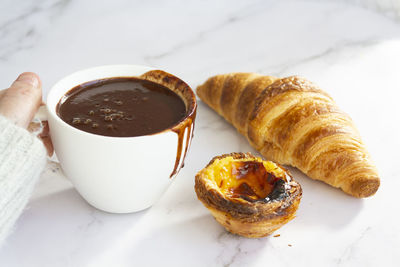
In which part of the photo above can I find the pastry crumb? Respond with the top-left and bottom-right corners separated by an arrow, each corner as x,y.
273,234 -> 280,237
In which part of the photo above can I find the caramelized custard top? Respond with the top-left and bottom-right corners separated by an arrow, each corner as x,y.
227,161 -> 282,202
206,156 -> 288,203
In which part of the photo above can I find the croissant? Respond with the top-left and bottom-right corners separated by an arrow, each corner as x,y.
197,73 -> 380,198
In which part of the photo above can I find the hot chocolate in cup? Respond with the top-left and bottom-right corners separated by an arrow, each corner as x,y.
40,65 -> 197,213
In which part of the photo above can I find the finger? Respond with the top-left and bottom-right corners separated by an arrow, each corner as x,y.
0,89 -> 6,98
40,135 -> 54,156
28,121 -> 54,156
38,120 -> 49,138
0,72 -> 42,128
27,121 -> 42,133
39,121 -> 53,156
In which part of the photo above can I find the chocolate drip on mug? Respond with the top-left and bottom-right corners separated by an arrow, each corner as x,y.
139,70 -> 197,179
170,112 -> 196,178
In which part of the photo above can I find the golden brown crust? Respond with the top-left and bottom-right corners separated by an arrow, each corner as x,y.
250,76 -> 332,122
196,74 -> 380,198
235,75 -> 277,135
197,74 -> 228,115
195,153 -> 302,238
220,73 -> 260,125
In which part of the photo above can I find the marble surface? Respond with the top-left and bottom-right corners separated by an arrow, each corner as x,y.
1,0 -> 400,266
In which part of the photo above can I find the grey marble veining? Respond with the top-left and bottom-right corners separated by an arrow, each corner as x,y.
0,0 -> 399,266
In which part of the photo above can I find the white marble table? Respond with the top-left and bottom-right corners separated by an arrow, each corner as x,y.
1,0 -> 400,266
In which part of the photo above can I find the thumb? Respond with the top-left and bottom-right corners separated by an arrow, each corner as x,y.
0,72 -> 42,128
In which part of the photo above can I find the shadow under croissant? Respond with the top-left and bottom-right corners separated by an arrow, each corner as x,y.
287,167 -> 364,229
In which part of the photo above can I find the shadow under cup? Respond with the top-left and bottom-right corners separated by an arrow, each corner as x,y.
45,65 -> 197,213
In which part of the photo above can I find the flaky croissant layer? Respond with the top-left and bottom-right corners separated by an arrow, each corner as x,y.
197,73 -> 379,198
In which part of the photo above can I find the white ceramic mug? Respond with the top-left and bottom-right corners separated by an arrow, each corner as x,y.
39,65 -> 197,213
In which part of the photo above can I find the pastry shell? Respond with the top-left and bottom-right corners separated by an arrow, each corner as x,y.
195,153 -> 302,238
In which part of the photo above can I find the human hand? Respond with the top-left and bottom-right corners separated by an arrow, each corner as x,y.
0,72 -> 53,155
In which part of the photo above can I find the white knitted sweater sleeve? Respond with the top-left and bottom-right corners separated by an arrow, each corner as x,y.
0,115 -> 46,245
